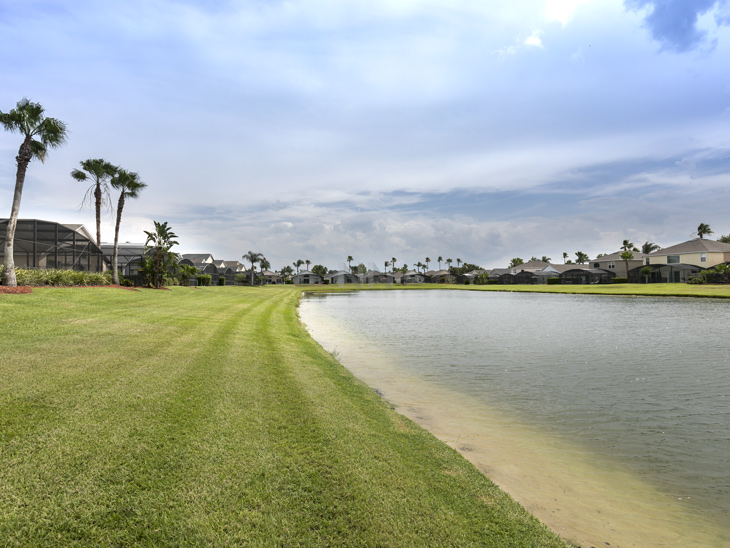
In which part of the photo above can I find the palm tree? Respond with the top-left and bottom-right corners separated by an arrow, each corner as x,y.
293,259 -> 304,274
563,252 -> 568,263
305,259 -> 311,271
641,241 -> 661,254
446,258 -> 453,270
347,255 -> 353,271
141,221 -> 179,288
384,260 -> 390,273
259,257 -> 271,284
243,251 -> 263,286
391,257 -> 397,273
71,158 -> 117,247
456,258 -> 462,269
541,256 -> 551,263
620,250 -> 634,279
575,251 -> 589,264
110,169 -> 146,285
1,99 -> 68,286
640,265 -> 653,284
621,239 -> 638,252
437,256 -> 443,269
509,257 -> 524,268
425,257 -> 431,271
697,223 -> 713,239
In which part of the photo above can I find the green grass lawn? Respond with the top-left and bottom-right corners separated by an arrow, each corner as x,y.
0,285 -> 569,547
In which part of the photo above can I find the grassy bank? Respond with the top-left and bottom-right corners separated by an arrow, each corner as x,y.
0,286 -> 568,547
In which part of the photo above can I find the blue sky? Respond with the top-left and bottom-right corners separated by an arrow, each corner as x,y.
1,0 -> 729,270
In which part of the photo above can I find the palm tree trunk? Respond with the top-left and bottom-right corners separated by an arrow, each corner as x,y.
2,137 -> 33,287
94,182 -> 102,247
112,194 -> 125,285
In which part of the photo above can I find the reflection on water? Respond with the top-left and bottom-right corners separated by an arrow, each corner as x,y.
300,290 -> 730,548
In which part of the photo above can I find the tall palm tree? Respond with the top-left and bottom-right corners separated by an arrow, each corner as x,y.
425,257 -> 431,271
575,251 -> 588,264
621,239 -> 638,252
456,258 -> 462,269
541,256 -> 551,263
71,158 -> 116,247
562,252 -> 568,263
259,257 -> 271,284
347,255 -> 353,272
620,250 -> 634,278
641,241 -> 661,254
293,259 -> 304,274
1,98 -> 68,286
305,259 -> 311,271
384,260 -> 390,273
110,169 -> 146,285
446,258 -> 453,270
697,223 -> 713,239
391,257 -> 397,273
243,251 -> 263,286
437,256 -> 443,269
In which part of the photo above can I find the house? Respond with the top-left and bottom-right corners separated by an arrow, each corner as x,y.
510,259 -> 550,275
292,270 -> 322,284
559,267 -> 614,284
647,238 -> 730,269
592,251 -> 648,278
428,269 -> 455,283
394,270 -> 425,284
179,257 -> 220,285
180,253 -> 215,265
325,270 -> 359,284
360,270 -> 395,284
261,270 -> 283,284
0,218 -> 105,272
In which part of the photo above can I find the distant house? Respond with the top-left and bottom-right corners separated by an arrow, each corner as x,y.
559,267 -> 614,284
0,218 -> 105,272
100,242 -> 146,277
460,269 -> 487,284
428,269 -> 455,283
180,253 -> 215,265
261,270 -> 283,284
395,270 -> 425,284
510,259 -> 550,275
360,270 -> 395,284
325,270 -> 359,284
628,238 -> 730,283
292,270 -> 322,284
592,251 -> 648,278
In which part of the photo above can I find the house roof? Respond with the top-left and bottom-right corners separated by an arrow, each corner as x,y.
548,264 -> 590,273
518,259 -> 550,269
593,251 -> 648,261
649,238 -> 730,255
181,253 -> 214,263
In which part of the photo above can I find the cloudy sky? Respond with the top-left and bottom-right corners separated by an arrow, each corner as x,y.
2,0 -> 729,271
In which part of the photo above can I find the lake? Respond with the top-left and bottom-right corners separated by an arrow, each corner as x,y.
299,290 -> 730,548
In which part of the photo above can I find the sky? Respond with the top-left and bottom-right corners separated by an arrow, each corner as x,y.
1,0 -> 730,271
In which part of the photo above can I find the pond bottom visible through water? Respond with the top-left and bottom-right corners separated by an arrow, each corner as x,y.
299,291 -> 730,548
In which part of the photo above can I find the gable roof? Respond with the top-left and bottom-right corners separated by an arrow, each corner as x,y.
649,238 -> 730,255
593,251 -> 648,261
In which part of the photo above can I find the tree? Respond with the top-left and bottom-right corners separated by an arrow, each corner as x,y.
140,221 -> 179,288
562,252 -> 568,264
293,259 -> 304,274
509,257 -> 524,268
425,257 -> 431,271
718,234 -> 730,244
620,250 -> 634,278
354,263 -> 367,276
305,259 -> 311,271
311,264 -> 328,278
384,260 -> 390,273
1,98 -> 68,286
391,257 -> 397,273
243,251 -> 263,286
347,255 -> 353,270
456,258 -> 462,269
575,251 -> 588,264
446,258 -> 453,269
280,265 -> 294,280
110,169 -> 146,285
259,258 -> 271,282
437,256 -> 443,269
641,241 -> 661,254
640,265 -> 653,284
621,239 -> 638,252
697,223 -> 713,239
71,158 -> 116,247
541,256 -> 551,263
178,263 -> 198,286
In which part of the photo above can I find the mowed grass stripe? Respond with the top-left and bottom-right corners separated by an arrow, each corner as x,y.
0,286 -> 568,547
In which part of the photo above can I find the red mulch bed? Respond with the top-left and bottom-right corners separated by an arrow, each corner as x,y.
0,284 -> 140,294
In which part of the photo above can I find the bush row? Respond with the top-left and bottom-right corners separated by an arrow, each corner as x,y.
0,266 -> 111,286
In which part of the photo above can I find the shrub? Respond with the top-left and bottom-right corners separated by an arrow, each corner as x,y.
234,273 -> 248,285
687,277 -> 705,284
121,278 -> 135,287
546,278 -> 561,285
12,268 -> 111,287
612,277 -> 628,284
323,279 -> 329,284
464,279 -> 470,285
197,274 -> 212,286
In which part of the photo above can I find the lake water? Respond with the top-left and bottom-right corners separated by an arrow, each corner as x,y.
299,290 -> 730,548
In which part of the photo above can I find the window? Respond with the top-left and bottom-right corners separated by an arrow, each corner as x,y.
700,253 -> 707,262
668,255 -> 680,264
608,261 -> 615,269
